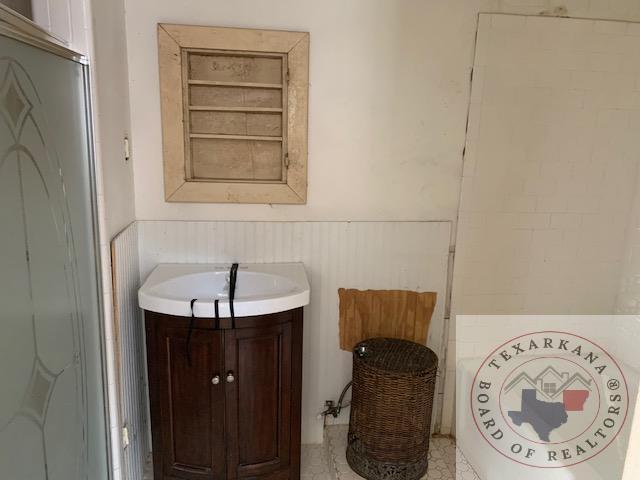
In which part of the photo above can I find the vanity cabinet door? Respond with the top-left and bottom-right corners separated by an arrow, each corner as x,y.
224,321 -> 296,479
149,322 -> 226,480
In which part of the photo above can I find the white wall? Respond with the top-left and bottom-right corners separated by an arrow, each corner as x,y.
124,0 -> 640,226
31,0 -> 90,54
121,0 -> 640,449
445,13 -> 640,436
125,0 -> 475,223
453,14 -> 640,317
617,165 -> 640,314
30,0 -> 136,241
623,379 -> 640,479
89,0 -> 136,238
86,1 -> 137,478
21,0 -> 640,473
616,88 -> 640,480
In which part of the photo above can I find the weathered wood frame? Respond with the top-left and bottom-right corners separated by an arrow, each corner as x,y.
158,24 -> 309,204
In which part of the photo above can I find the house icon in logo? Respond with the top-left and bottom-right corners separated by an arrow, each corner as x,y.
504,366 -> 593,441
504,365 -> 592,401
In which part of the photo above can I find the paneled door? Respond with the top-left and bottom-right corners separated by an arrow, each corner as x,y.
145,309 -> 304,480
0,20 -> 110,480
224,323 -> 293,479
149,323 -> 226,480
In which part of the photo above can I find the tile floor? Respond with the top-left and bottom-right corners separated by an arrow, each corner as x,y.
143,425 -> 481,480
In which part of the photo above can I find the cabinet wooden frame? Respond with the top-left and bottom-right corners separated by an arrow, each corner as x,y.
158,24 -> 309,204
144,308 -> 303,480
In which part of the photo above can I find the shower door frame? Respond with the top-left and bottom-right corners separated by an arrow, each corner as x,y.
0,3 -> 114,479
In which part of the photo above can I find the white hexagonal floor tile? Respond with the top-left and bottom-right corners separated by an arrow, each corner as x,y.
142,426 -> 481,480
311,425 -> 481,480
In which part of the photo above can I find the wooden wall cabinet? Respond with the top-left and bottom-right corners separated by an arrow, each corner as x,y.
158,24 -> 309,204
145,308 -> 303,480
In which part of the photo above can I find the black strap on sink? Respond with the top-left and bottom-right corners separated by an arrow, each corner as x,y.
229,263 -> 239,330
186,298 -> 197,366
186,264 -> 237,366
214,299 -> 220,330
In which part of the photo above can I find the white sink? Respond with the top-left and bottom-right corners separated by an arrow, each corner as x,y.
138,263 -> 310,318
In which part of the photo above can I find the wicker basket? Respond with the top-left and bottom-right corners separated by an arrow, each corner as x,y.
347,338 -> 438,480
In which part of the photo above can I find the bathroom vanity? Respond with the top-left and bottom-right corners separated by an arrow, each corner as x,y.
139,264 -> 310,480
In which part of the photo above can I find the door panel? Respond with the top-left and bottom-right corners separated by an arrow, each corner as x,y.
238,335 -> 281,465
225,323 -> 292,478
155,325 -> 226,480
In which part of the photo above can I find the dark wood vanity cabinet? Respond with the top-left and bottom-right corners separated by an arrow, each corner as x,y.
145,308 -> 303,480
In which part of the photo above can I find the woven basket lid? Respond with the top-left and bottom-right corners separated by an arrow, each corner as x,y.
353,337 -> 437,374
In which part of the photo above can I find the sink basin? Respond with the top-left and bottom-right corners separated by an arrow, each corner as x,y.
138,263 -> 310,317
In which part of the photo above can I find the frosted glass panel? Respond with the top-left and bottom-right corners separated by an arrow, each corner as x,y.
0,33 -> 109,479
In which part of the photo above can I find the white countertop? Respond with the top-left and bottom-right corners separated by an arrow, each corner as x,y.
138,263 -> 310,318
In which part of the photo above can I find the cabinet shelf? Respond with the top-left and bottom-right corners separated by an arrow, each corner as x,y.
189,133 -> 283,141
158,24 -> 308,203
188,79 -> 283,89
188,106 -> 283,113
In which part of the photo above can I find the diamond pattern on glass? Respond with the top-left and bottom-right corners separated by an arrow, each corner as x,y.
0,67 -> 32,136
21,359 -> 57,425
0,53 -> 93,479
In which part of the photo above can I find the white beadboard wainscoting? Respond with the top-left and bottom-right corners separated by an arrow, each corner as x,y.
112,220 -> 451,479
111,223 -> 149,480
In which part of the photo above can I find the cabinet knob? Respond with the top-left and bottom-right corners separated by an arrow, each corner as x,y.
211,375 -> 220,385
226,372 -> 235,383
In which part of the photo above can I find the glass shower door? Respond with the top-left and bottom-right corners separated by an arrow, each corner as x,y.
0,28 -> 109,480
